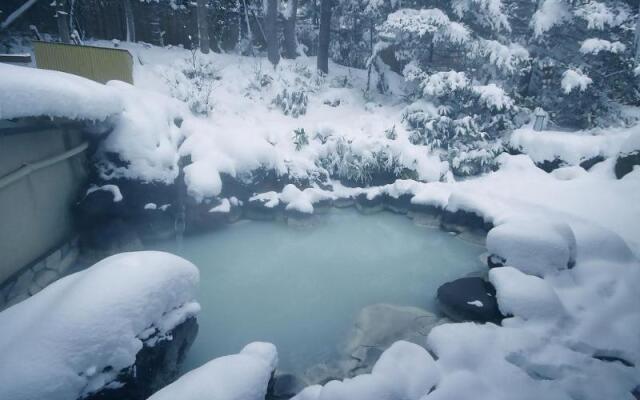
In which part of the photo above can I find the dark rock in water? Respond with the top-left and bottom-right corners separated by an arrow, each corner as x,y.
355,193 -> 383,214
536,158 -> 566,173
333,197 -> 355,208
313,198 -> 333,214
615,151 -> 640,179
244,197 -> 283,220
79,219 -> 143,265
487,254 -> 505,269
441,209 -> 492,233
579,155 -> 605,171
267,373 -> 306,399
437,277 -> 503,323
383,194 -> 413,214
137,207 -> 176,243
85,317 -> 199,400
184,197 -> 229,233
76,187 -> 124,228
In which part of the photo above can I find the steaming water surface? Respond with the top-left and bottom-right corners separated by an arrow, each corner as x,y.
155,209 -> 484,374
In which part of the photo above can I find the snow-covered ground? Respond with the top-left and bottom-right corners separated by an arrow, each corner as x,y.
2,41 -> 640,399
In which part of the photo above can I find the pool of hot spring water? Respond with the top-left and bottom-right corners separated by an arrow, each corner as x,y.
153,208 -> 485,376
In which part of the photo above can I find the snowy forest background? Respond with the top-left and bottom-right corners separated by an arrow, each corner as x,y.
2,0 -> 640,178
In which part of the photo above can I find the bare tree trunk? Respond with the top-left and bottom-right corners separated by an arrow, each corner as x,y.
282,0 -> 298,59
149,3 -> 163,46
123,0 -> 135,42
317,0 -> 331,74
265,0 -> 279,66
635,1 -> 640,61
196,0 -> 210,53
56,0 -> 71,43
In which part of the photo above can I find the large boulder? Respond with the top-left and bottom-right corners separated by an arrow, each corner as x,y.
437,277 -> 503,323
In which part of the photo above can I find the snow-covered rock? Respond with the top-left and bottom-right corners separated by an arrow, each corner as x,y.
0,63 -> 123,121
489,266 -> 565,321
0,251 -> 200,400
148,342 -> 277,400
509,127 -> 631,167
293,341 -> 439,400
486,219 -> 576,276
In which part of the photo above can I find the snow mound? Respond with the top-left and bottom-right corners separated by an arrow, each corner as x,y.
148,342 -> 277,400
489,266 -> 565,320
293,341 -> 438,400
509,127 -> 632,165
0,63 -> 123,121
551,165 -> 587,180
0,251 -> 200,400
96,81 -> 188,184
486,218 -> 576,276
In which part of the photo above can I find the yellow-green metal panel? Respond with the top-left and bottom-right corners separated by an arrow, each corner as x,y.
33,41 -> 133,84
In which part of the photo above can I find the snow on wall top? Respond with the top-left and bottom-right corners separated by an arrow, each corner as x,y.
0,251 -> 200,400
0,63 -> 123,121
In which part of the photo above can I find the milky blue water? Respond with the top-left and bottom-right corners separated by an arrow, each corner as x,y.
154,209 -> 484,374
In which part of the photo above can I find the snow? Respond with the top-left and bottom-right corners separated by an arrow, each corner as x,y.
6,39 -> 640,400
96,81 -> 187,184
0,251 -> 200,400
580,38 -> 626,55
148,342 -> 277,400
479,40 -> 529,72
472,83 -> 514,111
486,218 -> 577,277
574,1 -> 629,30
509,126 -> 634,165
209,198 -> 231,213
531,0 -> 571,37
620,127 -> 640,155
467,300 -> 483,307
0,63 -> 122,121
86,184 -> 123,202
561,69 -> 592,94
489,266 -> 565,320
551,165 -> 588,180
422,70 -> 469,97
381,9 -> 470,44
292,341 -> 439,400
90,42 -> 445,197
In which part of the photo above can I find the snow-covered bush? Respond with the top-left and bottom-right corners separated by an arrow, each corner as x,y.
402,68 -> 517,176
273,88 -> 309,117
293,128 -> 309,150
318,135 -> 418,186
161,52 -> 221,116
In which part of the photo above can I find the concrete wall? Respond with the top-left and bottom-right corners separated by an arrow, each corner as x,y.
0,118 -> 87,286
